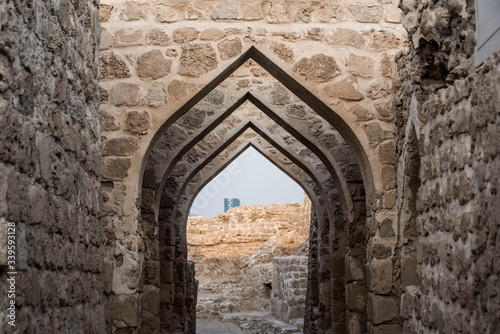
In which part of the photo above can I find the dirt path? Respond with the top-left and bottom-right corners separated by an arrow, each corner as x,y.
196,318 -> 251,334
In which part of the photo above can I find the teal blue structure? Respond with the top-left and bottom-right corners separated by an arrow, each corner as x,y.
224,198 -> 240,212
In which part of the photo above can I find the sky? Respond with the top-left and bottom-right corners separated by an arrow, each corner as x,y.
189,146 -> 306,217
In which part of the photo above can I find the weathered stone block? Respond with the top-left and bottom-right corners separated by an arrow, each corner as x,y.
115,28 -> 143,47
103,158 -> 131,180
155,4 -> 178,23
369,259 -> 393,294
111,82 -> 140,106
142,82 -> 167,107
172,27 -> 199,43
293,54 -> 341,82
370,31 -> 401,51
347,283 -> 366,311
100,52 -> 131,79
349,5 -> 383,23
270,86 -> 292,105
111,294 -> 139,327
200,28 -> 227,41
125,111 -> 150,136
141,288 -> 160,316
368,295 -> 399,324
146,28 -> 170,46
218,38 -> 243,60
102,137 -> 139,157
347,54 -> 374,78
179,43 -> 218,76
137,50 -> 172,79
323,79 -> 364,101
212,3 -> 239,20
328,28 -> 365,48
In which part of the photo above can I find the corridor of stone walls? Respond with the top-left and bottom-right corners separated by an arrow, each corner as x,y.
0,0 -> 499,333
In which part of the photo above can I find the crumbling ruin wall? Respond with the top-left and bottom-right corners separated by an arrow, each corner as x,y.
396,1 -> 500,332
188,202 -> 310,319
0,0 -> 106,332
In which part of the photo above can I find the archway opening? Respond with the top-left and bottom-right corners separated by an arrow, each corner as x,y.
188,146 -> 311,332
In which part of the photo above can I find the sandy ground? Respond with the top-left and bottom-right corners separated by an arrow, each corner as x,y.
196,318 -> 251,334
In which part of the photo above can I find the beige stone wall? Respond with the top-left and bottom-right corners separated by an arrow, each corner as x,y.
0,0 -> 105,332
397,1 -> 500,333
98,1 -> 407,329
187,202 -> 310,319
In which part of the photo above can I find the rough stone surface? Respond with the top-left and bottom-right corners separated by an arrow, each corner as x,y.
218,38 -> 243,60
137,50 -> 172,79
323,79 -> 364,101
293,54 -> 341,82
173,27 -> 200,44
212,3 -> 239,20
142,82 -> 167,107
125,111 -> 151,136
0,1 -> 105,332
179,44 -> 218,77
348,5 -> 383,23
112,82 -> 140,106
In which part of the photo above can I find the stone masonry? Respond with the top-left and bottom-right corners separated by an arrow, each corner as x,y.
0,0 -> 499,333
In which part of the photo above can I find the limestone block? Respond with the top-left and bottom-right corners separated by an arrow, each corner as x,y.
168,79 -> 202,101
103,157 -> 131,180
380,53 -> 393,77
370,31 -> 401,51
373,243 -> 392,259
172,27 -> 199,44
327,28 -> 365,48
369,259 -> 393,294
285,104 -> 307,120
382,165 -> 396,189
99,110 -> 119,132
102,137 -> 139,157
243,5 -> 263,20
100,29 -> 113,50
218,38 -> 243,60
120,2 -> 149,21
367,81 -> 391,100
146,28 -> 170,46
115,28 -> 143,47
142,82 -> 167,107
346,54 -> 374,78
99,4 -> 113,22
271,43 -> 294,63
350,105 -> 375,121
293,54 -> 341,82
318,3 -> 345,23
202,89 -> 225,107
263,1 -> 292,23
155,4 -> 178,23
375,99 -> 395,122
349,5 -> 383,23
379,218 -> 395,237
141,288 -> 160,316
111,82 -> 140,106
212,3 -> 239,20
100,52 -> 130,79
363,122 -> 383,147
179,43 -> 218,77
200,28 -> 227,41
347,257 -> 364,281
323,79 -> 364,101
378,140 -> 397,165
346,283 -> 366,311
125,111 -> 150,135
368,295 -> 399,324
136,50 -> 172,80
111,294 -> 139,327
270,86 -> 291,105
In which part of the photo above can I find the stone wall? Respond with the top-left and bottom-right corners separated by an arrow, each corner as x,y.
271,256 -> 308,325
0,0 -> 105,333
99,1 -> 407,330
188,202 -> 310,320
396,1 -> 500,333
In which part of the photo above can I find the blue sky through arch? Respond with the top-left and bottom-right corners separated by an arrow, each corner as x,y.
190,146 -> 305,217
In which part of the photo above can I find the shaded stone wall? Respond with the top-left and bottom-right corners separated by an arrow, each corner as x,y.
271,256 -> 308,324
0,0 -> 105,333
396,1 -> 500,332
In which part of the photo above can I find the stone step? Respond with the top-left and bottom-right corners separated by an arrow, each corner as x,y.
223,311 -> 302,334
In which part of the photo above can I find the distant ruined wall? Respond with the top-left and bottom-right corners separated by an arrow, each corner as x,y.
396,1 -> 500,332
188,203 -> 310,318
0,0 -> 105,333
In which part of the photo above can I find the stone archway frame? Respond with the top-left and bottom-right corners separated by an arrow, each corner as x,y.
158,120 -> 354,333
147,91 -> 357,223
139,46 -> 372,333
140,46 -> 374,219
157,128 -> 330,333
